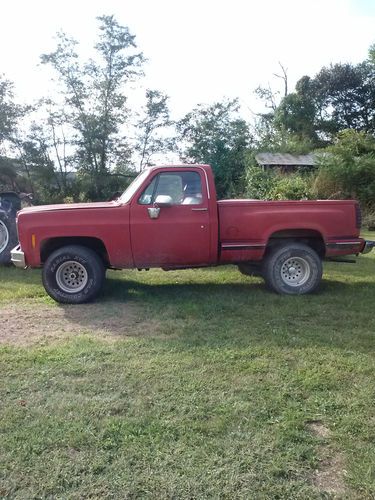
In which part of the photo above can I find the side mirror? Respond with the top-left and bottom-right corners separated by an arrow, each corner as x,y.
154,195 -> 173,207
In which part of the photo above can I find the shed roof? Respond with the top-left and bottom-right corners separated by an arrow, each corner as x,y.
255,153 -> 316,166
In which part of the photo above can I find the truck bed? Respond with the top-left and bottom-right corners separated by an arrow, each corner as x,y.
218,199 -> 362,262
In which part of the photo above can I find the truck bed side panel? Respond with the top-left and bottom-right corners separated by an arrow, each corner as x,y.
218,200 -> 360,262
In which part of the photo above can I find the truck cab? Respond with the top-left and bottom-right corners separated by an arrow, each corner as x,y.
123,165 -> 219,268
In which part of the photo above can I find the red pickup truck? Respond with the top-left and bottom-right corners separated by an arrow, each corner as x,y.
11,164 -> 374,303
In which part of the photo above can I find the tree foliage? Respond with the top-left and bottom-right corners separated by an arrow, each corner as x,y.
0,76 -> 25,145
136,89 -> 173,170
313,129 -> 375,206
3,16 -> 375,209
274,81 -> 318,144
274,62 -> 375,145
245,163 -> 276,200
40,15 -> 144,199
245,162 -> 313,201
178,100 -> 252,197
269,173 -> 313,200
15,124 -> 62,202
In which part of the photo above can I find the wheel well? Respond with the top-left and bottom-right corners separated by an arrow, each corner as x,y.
266,229 -> 325,257
40,237 -> 109,266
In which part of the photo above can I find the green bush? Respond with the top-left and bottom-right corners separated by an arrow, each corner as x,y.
362,208 -> 375,231
311,169 -> 343,199
269,174 -> 313,200
245,163 -> 313,201
315,130 -> 375,206
245,164 -> 276,199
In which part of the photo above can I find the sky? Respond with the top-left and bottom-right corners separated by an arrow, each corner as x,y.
1,0 -> 375,120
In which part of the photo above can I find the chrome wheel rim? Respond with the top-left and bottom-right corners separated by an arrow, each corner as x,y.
56,260 -> 88,293
0,220 -> 9,254
280,256 -> 310,287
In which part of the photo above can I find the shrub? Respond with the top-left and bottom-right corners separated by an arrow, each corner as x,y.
312,169 -> 344,199
245,163 -> 314,201
269,174 -> 313,200
245,164 -> 276,199
362,208 -> 375,231
315,130 -> 375,206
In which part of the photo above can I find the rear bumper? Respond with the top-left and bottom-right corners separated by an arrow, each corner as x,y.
326,238 -> 375,256
362,240 -> 375,254
11,245 -> 26,268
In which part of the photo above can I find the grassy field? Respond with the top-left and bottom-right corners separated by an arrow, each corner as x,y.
1,236 -> 375,499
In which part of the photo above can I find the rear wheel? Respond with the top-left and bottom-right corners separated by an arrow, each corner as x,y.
42,245 -> 105,304
263,243 -> 322,295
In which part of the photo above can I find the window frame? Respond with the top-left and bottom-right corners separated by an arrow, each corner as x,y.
137,171 -> 204,206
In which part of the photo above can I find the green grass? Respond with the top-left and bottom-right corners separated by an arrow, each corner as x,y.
1,235 -> 375,498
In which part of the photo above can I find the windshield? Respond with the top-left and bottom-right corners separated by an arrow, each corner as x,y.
119,170 -> 150,204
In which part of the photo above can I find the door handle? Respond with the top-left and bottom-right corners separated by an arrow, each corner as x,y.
191,208 -> 208,211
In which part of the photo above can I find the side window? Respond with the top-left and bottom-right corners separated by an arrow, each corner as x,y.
156,174 -> 183,204
181,172 -> 203,205
138,171 -> 203,205
138,176 -> 157,205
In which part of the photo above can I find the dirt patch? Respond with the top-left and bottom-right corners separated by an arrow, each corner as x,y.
312,451 -> 347,496
0,301 -> 166,346
306,419 -> 331,439
306,420 -> 347,496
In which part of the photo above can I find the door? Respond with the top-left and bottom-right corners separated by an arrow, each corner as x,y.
130,170 -> 211,267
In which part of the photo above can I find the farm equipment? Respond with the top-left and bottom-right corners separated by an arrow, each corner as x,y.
0,192 -> 22,264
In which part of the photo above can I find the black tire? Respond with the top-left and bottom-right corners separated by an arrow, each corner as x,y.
238,262 -> 263,277
0,213 -> 18,265
42,245 -> 105,304
263,243 -> 322,295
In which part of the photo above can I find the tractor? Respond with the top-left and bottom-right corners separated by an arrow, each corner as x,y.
0,192 -> 28,264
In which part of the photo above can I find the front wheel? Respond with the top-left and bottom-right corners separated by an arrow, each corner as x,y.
42,245 -> 105,304
263,243 -> 322,295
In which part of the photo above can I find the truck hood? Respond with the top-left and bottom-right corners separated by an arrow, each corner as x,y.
19,200 -> 119,214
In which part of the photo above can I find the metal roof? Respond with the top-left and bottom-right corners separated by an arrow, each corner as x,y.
255,153 -> 316,166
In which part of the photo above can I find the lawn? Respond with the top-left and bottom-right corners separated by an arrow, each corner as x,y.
0,236 -> 374,499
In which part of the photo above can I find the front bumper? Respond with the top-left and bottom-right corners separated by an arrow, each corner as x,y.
11,245 -> 26,268
362,240 -> 375,254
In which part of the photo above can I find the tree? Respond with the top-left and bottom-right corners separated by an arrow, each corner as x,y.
314,62 -> 375,135
0,76 -> 25,145
0,156 -> 20,191
274,62 -> 375,144
14,123 -> 64,202
177,99 -> 251,197
41,15 -> 144,199
252,63 -> 317,152
136,89 -> 174,170
254,62 -> 289,114
274,77 -> 319,144
0,75 -> 33,193
313,129 -> 375,206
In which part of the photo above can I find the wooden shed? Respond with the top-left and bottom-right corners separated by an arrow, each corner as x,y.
255,153 -> 316,172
